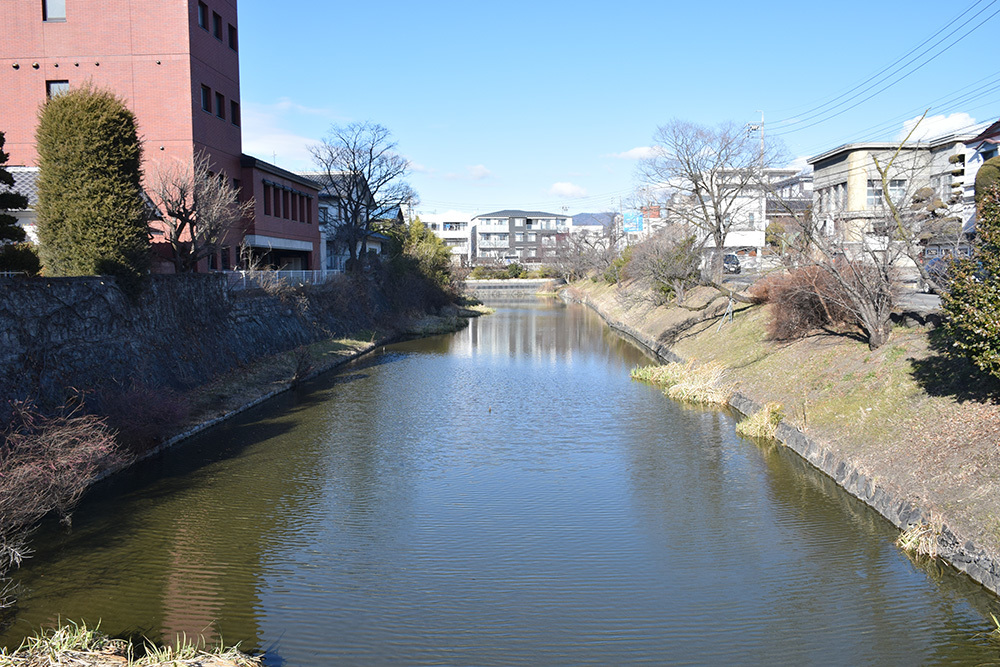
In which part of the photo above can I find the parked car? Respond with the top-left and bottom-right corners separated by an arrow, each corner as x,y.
920,255 -> 958,293
723,254 -> 741,274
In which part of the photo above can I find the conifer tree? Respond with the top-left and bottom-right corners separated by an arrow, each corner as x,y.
0,131 -> 28,244
35,85 -> 150,282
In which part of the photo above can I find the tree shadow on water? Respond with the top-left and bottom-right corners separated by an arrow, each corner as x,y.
910,328 -> 1000,404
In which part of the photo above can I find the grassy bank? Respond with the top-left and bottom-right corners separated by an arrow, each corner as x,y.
0,620 -> 261,666
569,280 -> 1000,569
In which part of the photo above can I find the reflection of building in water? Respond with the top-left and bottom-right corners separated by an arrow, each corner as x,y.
451,303 -> 640,365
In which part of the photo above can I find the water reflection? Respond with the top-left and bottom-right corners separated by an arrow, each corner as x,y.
2,299 -> 999,665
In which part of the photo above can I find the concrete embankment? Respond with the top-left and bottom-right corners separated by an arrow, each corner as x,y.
565,281 -> 1000,597
463,278 -> 564,300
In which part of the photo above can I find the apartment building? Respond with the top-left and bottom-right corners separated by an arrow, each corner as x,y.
0,0 -> 320,271
472,210 -> 570,265
421,213 -> 475,266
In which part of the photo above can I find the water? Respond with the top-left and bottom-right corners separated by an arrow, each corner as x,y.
3,299 -> 999,665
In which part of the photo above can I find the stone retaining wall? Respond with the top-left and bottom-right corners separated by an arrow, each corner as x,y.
0,274 -> 378,422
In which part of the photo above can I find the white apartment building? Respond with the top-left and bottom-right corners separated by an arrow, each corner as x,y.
421,212 -> 476,266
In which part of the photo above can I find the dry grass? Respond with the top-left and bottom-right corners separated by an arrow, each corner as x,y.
896,522 -> 939,558
632,360 -> 732,405
736,402 -> 784,439
0,620 -> 262,666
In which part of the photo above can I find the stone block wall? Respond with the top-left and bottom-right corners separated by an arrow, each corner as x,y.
0,274 -> 365,421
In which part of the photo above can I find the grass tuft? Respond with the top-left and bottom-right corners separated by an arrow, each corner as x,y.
632,361 -> 732,405
0,620 -> 263,666
736,402 -> 784,439
896,522 -> 939,558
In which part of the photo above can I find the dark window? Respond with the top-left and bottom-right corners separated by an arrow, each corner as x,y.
290,193 -> 298,221
263,185 -> 271,216
230,100 -> 240,126
197,2 -> 208,29
221,247 -> 231,270
208,252 -> 218,270
212,12 -> 222,39
200,85 -> 212,112
43,0 -> 66,21
46,80 -> 69,98
215,92 -> 225,119
228,24 -> 238,50
283,191 -> 290,219
232,178 -> 240,192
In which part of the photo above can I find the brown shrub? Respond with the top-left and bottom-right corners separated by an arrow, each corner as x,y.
0,401 -> 126,582
753,267 -> 855,340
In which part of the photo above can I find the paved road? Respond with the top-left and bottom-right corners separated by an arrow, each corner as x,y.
722,272 -> 942,312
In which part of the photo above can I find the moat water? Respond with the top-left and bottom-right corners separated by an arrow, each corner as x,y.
3,300 -> 1000,664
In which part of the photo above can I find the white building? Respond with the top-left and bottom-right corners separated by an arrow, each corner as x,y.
420,212 -> 475,266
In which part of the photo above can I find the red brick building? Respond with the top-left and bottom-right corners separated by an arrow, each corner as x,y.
0,0 -> 319,271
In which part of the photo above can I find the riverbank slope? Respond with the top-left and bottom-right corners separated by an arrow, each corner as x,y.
567,280 -> 1000,595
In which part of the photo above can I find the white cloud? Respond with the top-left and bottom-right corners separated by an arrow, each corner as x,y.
467,164 -> 493,180
610,146 -> 656,160
409,161 -> 434,174
785,155 -> 812,173
897,112 -> 979,142
549,182 -> 587,198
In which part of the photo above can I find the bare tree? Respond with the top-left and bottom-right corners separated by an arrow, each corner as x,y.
767,120 -> 934,349
310,122 -> 414,272
626,225 -> 701,304
640,119 -> 781,281
552,213 -> 623,280
152,150 -> 253,273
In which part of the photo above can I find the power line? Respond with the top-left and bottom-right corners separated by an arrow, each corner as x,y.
769,0 -> 994,126
771,1 -> 1000,137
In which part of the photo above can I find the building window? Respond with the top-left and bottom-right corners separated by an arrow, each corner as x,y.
43,0 -> 66,21
215,92 -> 225,119
869,178 -> 905,208
212,12 -> 222,39
201,85 -> 212,112
46,80 -> 69,98
283,191 -> 290,219
221,247 -> 231,270
290,193 -> 298,221
228,24 -> 238,51
197,2 -> 208,29
230,100 -> 240,126
263,185 -> 271,215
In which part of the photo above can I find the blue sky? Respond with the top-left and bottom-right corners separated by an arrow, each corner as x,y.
237,0 -> 1000,217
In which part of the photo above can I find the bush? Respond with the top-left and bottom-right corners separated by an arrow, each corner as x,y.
603,246 -> 632,284
751,267 -> 854,340
0,243 -> 40,275
975,156 -> 1000,205
942,183 -> 1000,378
0,401 -> 126,597
505,262 -> 526,279
35,84 -> 150,286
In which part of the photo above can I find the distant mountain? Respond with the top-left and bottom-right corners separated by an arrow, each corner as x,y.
571,212 -> 616,227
